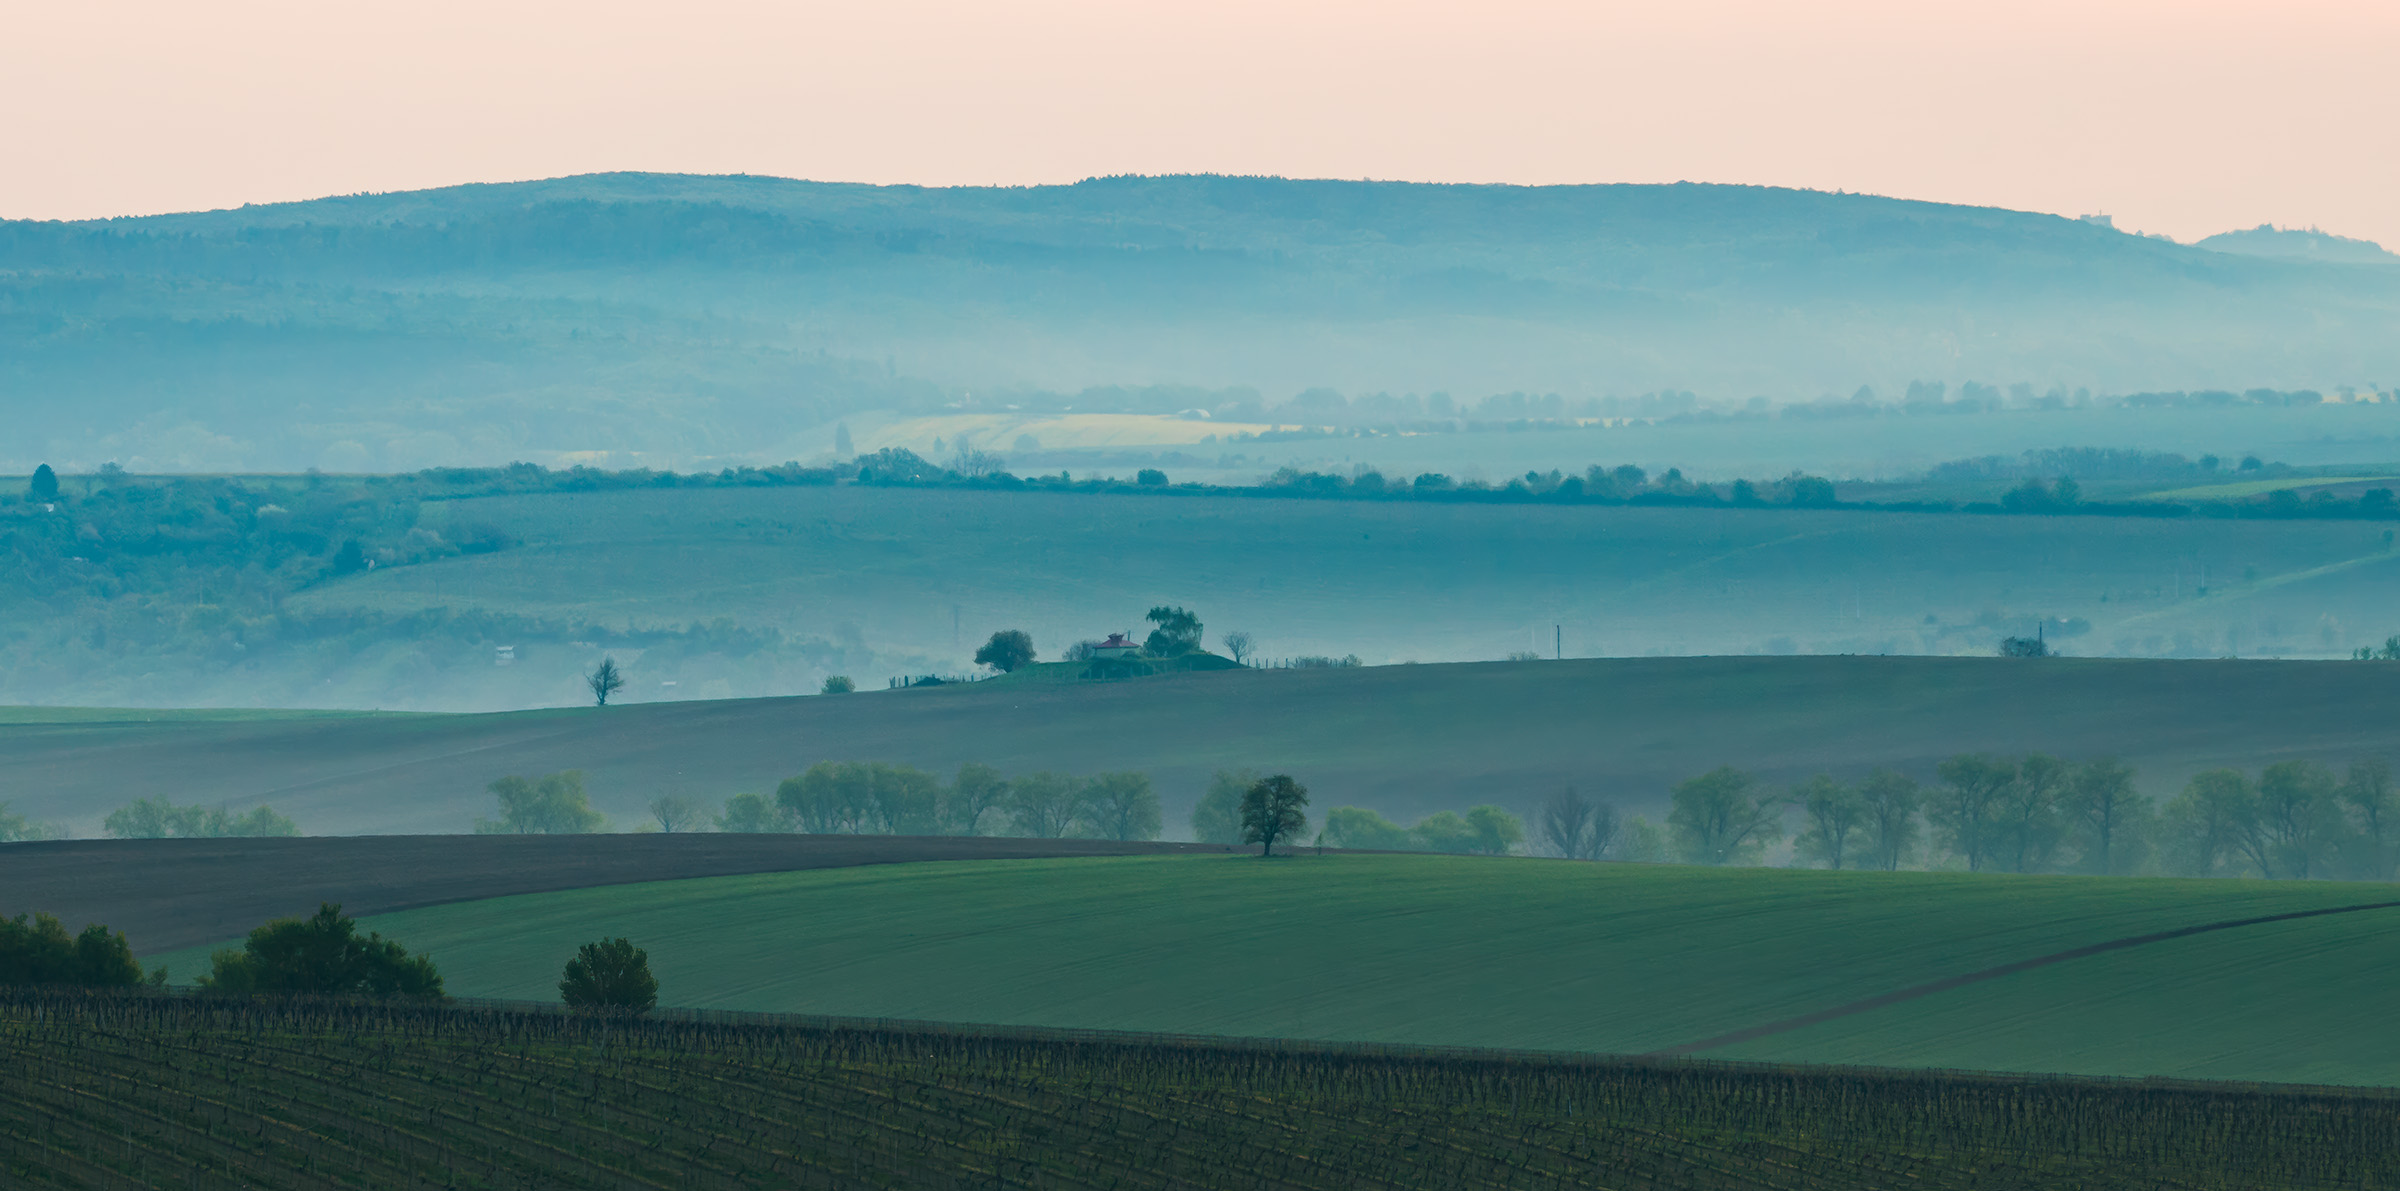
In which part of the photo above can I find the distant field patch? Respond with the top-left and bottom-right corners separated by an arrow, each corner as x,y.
2144,476 -> 2398,500
146,853 -> 2400,1085
857,412 -> 1288,454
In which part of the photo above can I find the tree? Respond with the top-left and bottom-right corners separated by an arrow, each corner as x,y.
821,675 -> 855,694
200,903 -> 443,999
1539,787 -> 1618,860
1081,772 -> 1162,841
1191,769 -> 1254,844
1999,635 -> 2050,657
1318,806 -> 1412,850
1990,753 -> 2069,873
1241,775 -> 1309,856
1221,631 -> 1256,665
1667,767 -> 1781,865
0,803 -> 67,843
715,792 -> 788,833
943,763 -> 1010,836
587,657 -> 627,706
1463,805 -> 1526,855
1857,770 -> 1921,871
2063,759 -> 2149,875
559,938 -> 658,1013
974,630 -> 1037,673
2340,759 -> 2397,881
477,771 -> 607,834
2253,760 -> 2342,879
27,464 -> 58,502
1136,468 -> 1168,486
1143,605 -> 1204,657
1790,776 -> 1865,869
869,763 -> 945,835
649,794 -> 705,833
1930,754 -> 2017,872
1005,772 -> 1084,838
0,913 -> 145,988
104,798 -> 298,839
2162,769 -> 2252,877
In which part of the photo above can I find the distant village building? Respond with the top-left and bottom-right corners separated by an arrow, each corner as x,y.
1091,633 -> 1142,661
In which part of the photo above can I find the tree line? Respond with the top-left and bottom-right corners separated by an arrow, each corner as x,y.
475,764 -> 1168,841
1551,754 -> 2400,880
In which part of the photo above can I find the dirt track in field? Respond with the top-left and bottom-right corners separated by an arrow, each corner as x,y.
1653,897 -> 2400,1057
0,835 -> 1245,955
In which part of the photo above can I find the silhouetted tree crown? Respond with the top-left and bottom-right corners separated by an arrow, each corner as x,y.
975,630 -> 1037,673
27,464 -> 58,502
559,937 -> 658,1012
1241,774 -> 1310,856
200,903 -> 444,999
1143,606 -> 1204,657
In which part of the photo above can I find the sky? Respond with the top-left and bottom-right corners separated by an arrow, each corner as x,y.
6,0 -> 2397,246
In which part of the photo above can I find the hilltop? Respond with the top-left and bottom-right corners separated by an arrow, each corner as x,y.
5,173 -> 2397,474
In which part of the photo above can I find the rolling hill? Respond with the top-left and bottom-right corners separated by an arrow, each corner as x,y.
9,654 -> 2400,837
6,172 -> 2397,474
136,853 -> 2400,1085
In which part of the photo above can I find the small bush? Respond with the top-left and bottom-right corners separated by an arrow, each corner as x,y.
559,937 -> 658,1013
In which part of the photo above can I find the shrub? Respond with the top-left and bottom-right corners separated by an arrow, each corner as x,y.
821,675 -> 856,694
559,938 -> 658,1013
476,772 -> 607,834
1319,806 -> 1412,850
0,913 -> 145,988
201,903 -> 444,1000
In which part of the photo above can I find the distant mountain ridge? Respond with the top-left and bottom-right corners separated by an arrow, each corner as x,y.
3,173 -> 2397,473
2197,224 -> 2399,265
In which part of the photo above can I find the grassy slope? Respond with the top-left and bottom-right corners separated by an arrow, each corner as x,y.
26,483 -> 2400,712
15,654 -> 2400,836
148,854 -> 2400,1085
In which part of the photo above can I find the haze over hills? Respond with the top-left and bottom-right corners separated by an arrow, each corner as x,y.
5,172 -> 2398,474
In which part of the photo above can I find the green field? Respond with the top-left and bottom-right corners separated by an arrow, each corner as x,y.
243,484 -> 2400,711
16,655 -> 2400,836
149,854 -> 2400,1085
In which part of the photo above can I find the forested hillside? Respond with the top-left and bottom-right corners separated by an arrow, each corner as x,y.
5,173 -> 2396,474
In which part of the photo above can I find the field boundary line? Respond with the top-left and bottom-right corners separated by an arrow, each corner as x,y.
1652,896 -> 2400,1056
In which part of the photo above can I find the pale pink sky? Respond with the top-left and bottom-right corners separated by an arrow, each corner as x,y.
7,0 -> 2397,245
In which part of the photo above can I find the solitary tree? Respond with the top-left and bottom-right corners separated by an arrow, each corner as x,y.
1667,767 -> 1782,865
559,937 -> 658,1013
587,657 -> 627,706
1240,774 -> 1310,856
821,675 -> 855,694
1143,606 -> 1204,656
1221,631 -> 1256,665
649,794 -> 705,833
27,464 -> 58,502
974,630 -> 1037,673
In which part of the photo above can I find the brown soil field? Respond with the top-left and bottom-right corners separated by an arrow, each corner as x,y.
8,656 -> 2400,838
0,835 -> 1238,956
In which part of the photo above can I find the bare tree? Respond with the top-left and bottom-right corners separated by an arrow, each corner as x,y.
1222,631 -> 1255,665
649,794 -> 705,833
587,657 -> 627,706
1539,787 -> 1619,860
